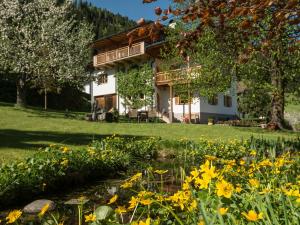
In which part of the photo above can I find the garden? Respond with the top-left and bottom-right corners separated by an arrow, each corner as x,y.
0,135 -> 299,224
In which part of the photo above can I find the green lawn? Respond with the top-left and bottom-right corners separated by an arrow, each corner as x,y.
286,103 -> 300,113
0,102 -> 298,163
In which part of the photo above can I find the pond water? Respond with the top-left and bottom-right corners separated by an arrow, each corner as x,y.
0,154 -> 190,224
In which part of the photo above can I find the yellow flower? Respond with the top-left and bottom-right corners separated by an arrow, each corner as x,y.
108,195 -> 118,204
129,173 -> 142,182
58,222 -> 64,225
249,179 -> 260,188
250,150 -> 257,156
60,158 -> 68,167
259,159 -> 272,167
6,210 -> 22,224
87,148 -> 96,155
235,185 -> 242,193
242,210 -> 263,221
216,180 -> 234,198
115,206 -> 127,214
154,170 -> 168,175
120,181 -> 133,189
182,181 -> 190,190
218,207 -> 228,215
38,203 -> 50,217
194,177 -> 209,190
138,218 -> 151,225
128,196 -> 140,210
61,146 -> 70,153
84,213 -> 96,222
200,160 -> 210,173
239,160 -> 246,166
191,169 -> 200,179
140,199 -> 152,206
168,190 -> 191,210
188,199 -> 197,212
259,188 -> 272,194
198,220 -> 205,225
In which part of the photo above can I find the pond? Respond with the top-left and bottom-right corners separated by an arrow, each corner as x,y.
0,152 -> 187,224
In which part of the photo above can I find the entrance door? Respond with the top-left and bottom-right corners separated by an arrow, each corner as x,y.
96,94 -> 116,111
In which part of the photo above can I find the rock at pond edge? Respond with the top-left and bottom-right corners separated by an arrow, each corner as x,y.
23,199 -> 56,214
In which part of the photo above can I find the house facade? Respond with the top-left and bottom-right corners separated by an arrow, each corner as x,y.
85,24 -> 238,123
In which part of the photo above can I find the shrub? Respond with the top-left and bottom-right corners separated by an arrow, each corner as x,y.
0,136 -> 158,208
91,135 -> 159,160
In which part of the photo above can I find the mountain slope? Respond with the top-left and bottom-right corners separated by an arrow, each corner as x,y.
74,0 -> 137,39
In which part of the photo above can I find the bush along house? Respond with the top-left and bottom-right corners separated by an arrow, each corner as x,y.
84,23 -> 238,124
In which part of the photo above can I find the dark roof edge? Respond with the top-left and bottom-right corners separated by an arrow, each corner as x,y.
146,40 -> 167,49
93,21 -> 153,44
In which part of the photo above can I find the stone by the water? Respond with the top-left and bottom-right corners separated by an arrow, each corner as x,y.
64,198 -> 89,205
23,199 -> 55,214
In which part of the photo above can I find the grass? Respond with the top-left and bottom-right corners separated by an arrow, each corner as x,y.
0,102 -> 298,163
286,103 -> 300,113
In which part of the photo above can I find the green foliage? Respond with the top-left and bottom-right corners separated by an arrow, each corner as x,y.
83,137 -> 300,225
0,136 -> 158,207
116,63 -> 154,109
238,88 -> 271,119
0,0 -> 94,102
91,135 -> 158,160
73,1 -> 136,39
161,25 -> 234,98
0,145 -> 129,207
171,137 -> 300,165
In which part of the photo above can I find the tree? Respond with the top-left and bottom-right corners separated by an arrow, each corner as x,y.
116,63 -> 154,110
238,88 -> 271,119
0,0 -> 93,108
137,0 -> 300,129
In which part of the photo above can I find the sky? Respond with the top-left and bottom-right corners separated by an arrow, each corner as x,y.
88,0 -> 171,21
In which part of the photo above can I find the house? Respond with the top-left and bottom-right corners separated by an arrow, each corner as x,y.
84,24 -> 238,123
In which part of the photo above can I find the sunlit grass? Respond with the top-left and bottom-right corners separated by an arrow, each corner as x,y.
0,102 -> 298,163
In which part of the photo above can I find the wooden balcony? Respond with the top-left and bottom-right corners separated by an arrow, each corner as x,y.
93,42 -> 145,67
155,66 -> 201,86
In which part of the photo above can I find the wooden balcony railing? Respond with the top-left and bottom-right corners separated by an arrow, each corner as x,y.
156,66 -> 201,85
93,42 -> 145,67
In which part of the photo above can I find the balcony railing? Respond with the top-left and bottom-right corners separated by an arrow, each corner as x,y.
156,66 -> 201,85
93,42 -> 145,67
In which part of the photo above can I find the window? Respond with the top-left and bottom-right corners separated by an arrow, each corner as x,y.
175,95 -> 189,105
208,95 -> 218,105
224,95 -> 232,107
97,74 -> 108,84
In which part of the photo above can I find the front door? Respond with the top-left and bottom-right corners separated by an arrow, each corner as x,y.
96,94 -> 116,111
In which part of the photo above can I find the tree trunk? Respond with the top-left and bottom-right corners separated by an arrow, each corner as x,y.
268,64 -> 285,130
44,88 -> 47,110
16,75 -> 27,107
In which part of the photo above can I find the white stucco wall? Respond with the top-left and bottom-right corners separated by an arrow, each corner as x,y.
200,92 -> 238,115
198,82 -> 238,117
83,65 -> 238,119
92,69 -> 117,97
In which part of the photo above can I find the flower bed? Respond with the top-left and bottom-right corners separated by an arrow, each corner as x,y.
1,137 -> 299,224
103,149 -> 299,225
0,136 -> 158,208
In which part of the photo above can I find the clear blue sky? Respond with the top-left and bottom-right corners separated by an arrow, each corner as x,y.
88,0 -> 171,21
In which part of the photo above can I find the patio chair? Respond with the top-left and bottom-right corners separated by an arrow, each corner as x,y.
147,110 -> 157,122
128,109 -> 139,122
191,113 -> 200,124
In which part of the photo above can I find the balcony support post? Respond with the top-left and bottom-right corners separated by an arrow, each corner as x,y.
169,84 -> 173,123
188,82 -> 192,123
